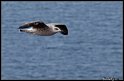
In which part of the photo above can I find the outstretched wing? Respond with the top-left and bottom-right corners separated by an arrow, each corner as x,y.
19,21 -> 48,29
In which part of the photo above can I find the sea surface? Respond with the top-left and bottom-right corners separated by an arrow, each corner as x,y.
1,1 -> 123,80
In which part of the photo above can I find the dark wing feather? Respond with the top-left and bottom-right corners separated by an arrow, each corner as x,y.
19,21 -> 49,29
32,21 -> 48,28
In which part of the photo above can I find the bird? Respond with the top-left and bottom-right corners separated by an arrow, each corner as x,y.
18,21 -> 68,36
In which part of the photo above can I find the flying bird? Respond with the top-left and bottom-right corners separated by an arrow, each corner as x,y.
18,21 -> 68,36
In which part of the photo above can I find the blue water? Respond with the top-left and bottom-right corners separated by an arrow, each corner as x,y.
1,1 -> 123,80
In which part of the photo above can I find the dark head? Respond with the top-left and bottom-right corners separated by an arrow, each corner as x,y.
55,24 -> 68,35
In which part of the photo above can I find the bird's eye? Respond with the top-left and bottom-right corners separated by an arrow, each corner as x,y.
35,22 -> 39,25
55,28 -> 59,30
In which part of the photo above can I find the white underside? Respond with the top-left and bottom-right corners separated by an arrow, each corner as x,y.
25,27 -> 33,31
21,27 -> 36,32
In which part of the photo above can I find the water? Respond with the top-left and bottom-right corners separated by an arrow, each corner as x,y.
1,1 -> 123,80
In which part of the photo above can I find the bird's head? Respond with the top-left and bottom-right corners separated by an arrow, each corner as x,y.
53,27 -> 62,33
54,24 -> 68,35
